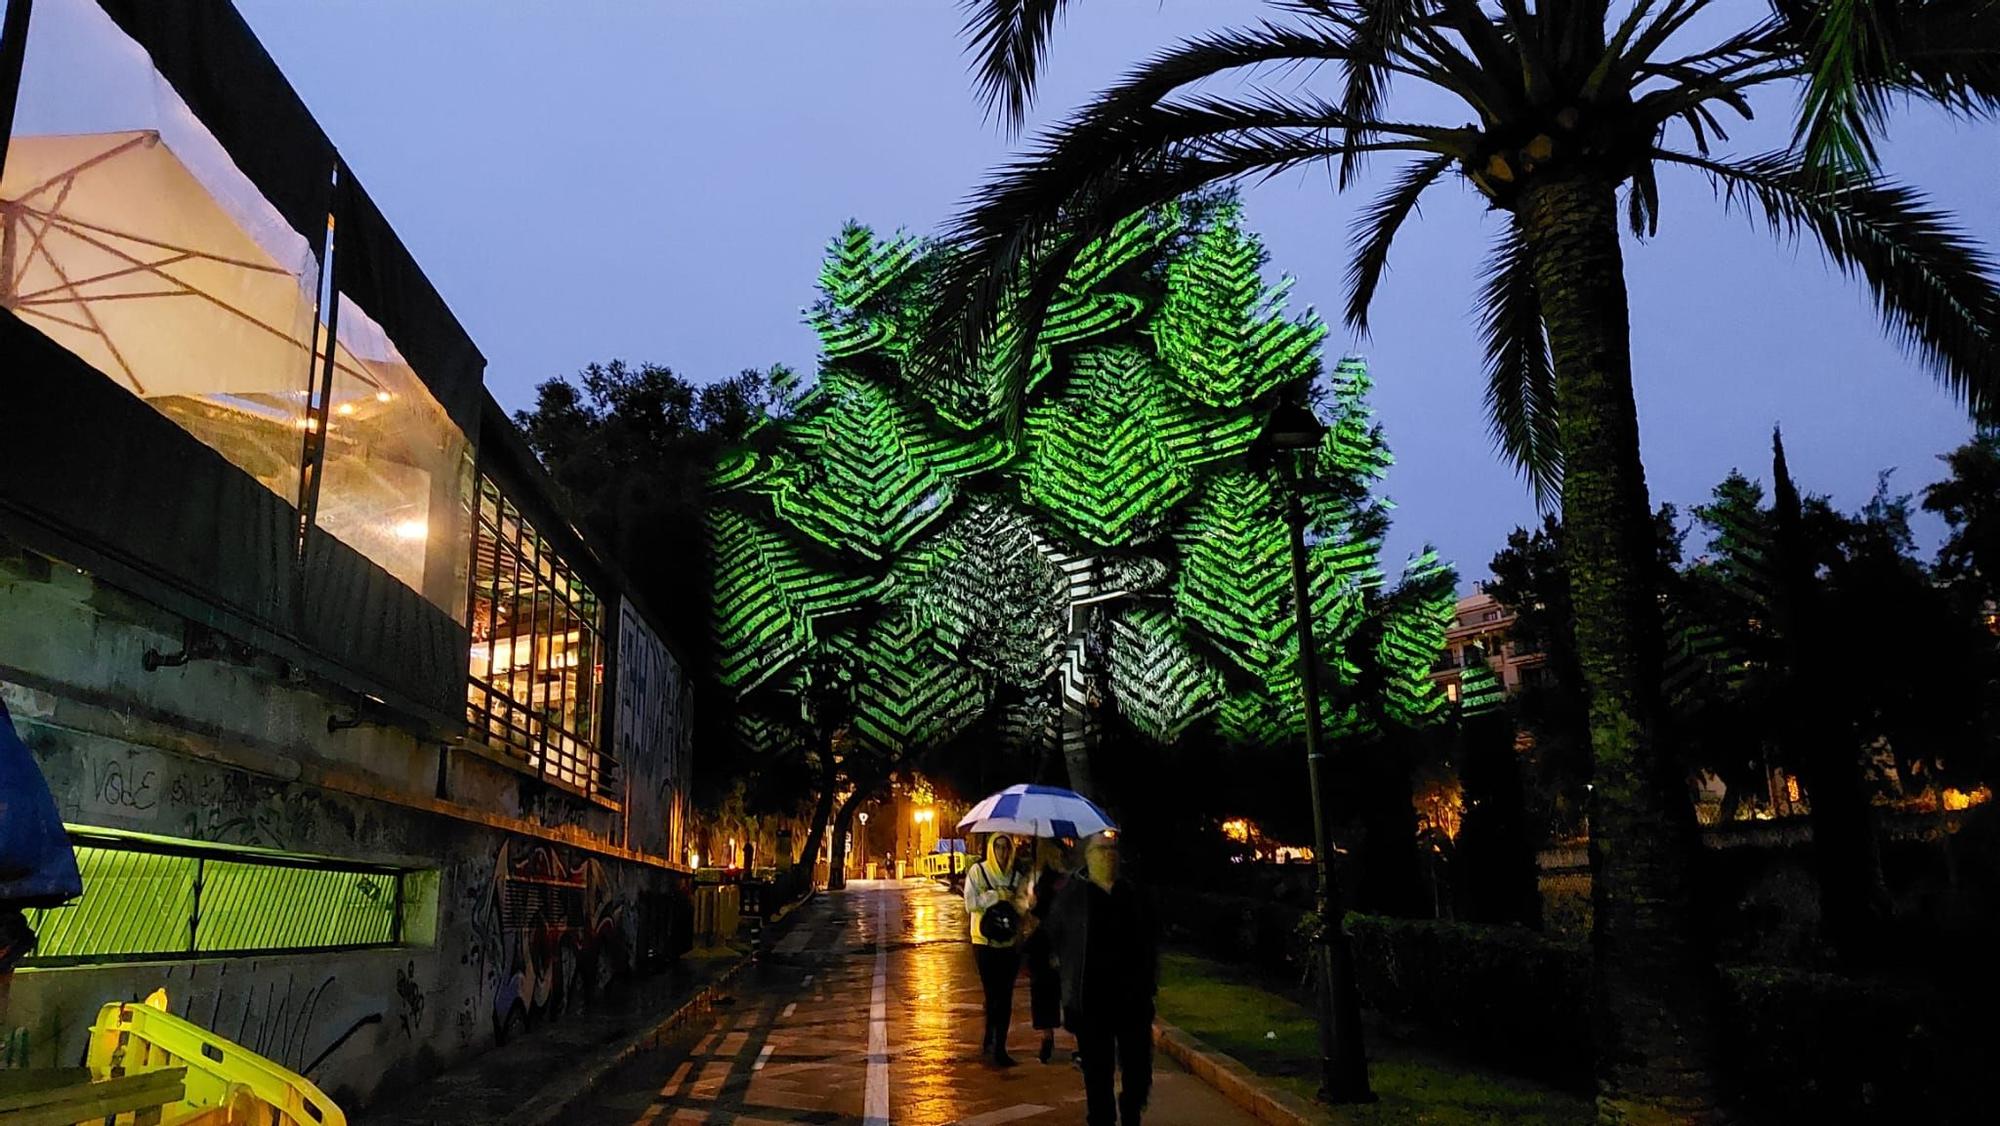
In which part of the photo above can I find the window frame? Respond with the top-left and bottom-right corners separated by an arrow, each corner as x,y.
465,471 -> 614,803
21,827 -> 417,967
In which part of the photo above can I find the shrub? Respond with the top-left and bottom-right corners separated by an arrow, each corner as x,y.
1345,914 -> 1592,1089
1720,965 -> 1983,1124
1160,890 -> 1991,1120
1156,890 -> 1305,980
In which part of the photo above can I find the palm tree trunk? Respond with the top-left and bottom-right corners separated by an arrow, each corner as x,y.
1519,176 -> 1724,1121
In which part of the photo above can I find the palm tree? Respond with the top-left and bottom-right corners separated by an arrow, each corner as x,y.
938,2 -> 2000,1118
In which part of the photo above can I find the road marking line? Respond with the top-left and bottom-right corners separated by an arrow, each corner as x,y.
864,887 -> 890,1125
753,1044 -> 775,1071
781,1002 -> 797,1019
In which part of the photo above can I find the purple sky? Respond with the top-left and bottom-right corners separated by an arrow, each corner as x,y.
235,1 -> 1993,586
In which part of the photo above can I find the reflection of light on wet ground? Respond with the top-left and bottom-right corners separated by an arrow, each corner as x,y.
566,880 -> 1262,1125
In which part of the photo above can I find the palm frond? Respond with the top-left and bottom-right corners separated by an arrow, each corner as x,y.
1774,0 -> 2000,175
1791,0 -> 1893,174
920,92 -> 1463,427
1476,220 -> 1561,506
1888,0 -> 2000,111
1334,1 -> 1429,187
961,0 -> 1073,134
1344,152 -> 1456,335
1661,148 -> 2000,422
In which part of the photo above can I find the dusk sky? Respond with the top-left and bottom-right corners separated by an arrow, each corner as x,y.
235,1 -> 1994,586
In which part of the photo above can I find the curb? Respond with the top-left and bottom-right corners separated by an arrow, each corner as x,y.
504,956 -> 751,1126
1153,1018 -> 1327,1126
504,891 -> 816,1126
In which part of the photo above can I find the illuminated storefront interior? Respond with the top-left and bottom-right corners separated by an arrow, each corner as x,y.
467,474 -> 609,798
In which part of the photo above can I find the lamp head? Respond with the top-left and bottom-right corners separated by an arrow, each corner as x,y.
1250,400 -> 1327,468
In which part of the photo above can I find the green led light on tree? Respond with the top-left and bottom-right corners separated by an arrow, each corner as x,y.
708,200 -> 1457,760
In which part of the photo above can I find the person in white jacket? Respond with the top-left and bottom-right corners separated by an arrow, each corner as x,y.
964,833 -> 1029,1065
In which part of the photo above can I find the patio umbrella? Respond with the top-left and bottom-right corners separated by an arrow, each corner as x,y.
957,784 -> 1116,839
0,130 -> 391,417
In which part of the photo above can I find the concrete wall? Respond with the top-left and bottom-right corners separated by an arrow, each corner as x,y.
0,533 -> 688,1111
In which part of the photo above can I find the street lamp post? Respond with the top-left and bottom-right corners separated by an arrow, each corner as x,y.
1253,401 -> 1375,1105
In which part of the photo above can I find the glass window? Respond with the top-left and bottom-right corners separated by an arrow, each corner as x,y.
467,475 -> 609,798
313,294 -> 474,619
23,832 -> 410,964
3,0 -> 318,502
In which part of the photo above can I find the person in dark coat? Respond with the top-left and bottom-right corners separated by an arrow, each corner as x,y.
1048,829 -> 1158,1126
1020,837 -> 1072,1064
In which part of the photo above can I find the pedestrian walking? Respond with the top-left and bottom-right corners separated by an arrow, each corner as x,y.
1048,830 -> 1157,1126
963,833 -> 1028,1066
1021,837 -> 1073,1064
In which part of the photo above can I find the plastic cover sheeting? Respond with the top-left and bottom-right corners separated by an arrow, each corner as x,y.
93,0 -> 334,252
2,0 -> 324,503
332,165 -> 484,440
316,292 -> 474,622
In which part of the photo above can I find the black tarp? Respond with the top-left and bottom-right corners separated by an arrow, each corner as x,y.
0,1 -> 33,188
93,0 -> 333,256
300,525 -> 468,725
334,165 -> 485,441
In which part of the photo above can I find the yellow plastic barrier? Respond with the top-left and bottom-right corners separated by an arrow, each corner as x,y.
86,989 -> 346,1126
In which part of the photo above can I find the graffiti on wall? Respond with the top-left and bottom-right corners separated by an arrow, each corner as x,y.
37,734 -> 348,850
394,961 -> 427,1039
474,840 -> 638,1042
616,603 -> 691,861
154,962 -> 382,1078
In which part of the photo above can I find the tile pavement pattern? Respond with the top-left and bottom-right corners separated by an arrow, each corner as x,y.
561,880 -> 1258,1125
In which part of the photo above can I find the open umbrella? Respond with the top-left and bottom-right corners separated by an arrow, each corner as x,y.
0,130 -> 412,498
957,784 -> 1116,839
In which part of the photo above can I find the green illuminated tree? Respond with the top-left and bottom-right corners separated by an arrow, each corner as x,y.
943,5 -> 2000,1112
710,207 -> 1454,874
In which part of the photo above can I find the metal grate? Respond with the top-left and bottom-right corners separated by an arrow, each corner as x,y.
24,834 -> 408,965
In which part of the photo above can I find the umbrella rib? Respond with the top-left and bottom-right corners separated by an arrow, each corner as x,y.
42,216 -> 347,389
18,289 -> 201,305
16,207 -> 296,275
14,133 -> 155,203
23,214 -> 143,393
10,305 -> 97,334
10,179 -> 76,289
12,253 -> 197,302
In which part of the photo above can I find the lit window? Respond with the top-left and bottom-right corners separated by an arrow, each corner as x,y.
1446,681 -> 1461,703
313,295 -> 474,619
23,831 -> 415,964
466,475 -> 609,798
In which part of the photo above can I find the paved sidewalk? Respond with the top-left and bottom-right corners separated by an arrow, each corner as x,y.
363,947 -> 746,1126
563,879 -> 1259,1125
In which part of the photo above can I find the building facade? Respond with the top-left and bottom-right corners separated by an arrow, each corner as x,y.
1427,590 -> 1547,703
0,1 -> 693,1110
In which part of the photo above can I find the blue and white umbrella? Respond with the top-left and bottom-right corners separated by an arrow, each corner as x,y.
956,784 -> 1116,840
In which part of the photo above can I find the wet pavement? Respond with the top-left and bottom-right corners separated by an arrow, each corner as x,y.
563,879 -> 1260,1125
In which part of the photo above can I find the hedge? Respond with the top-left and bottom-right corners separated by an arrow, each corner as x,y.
1158,889 -> 1987,1122
1345,914 -> 1592,1088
